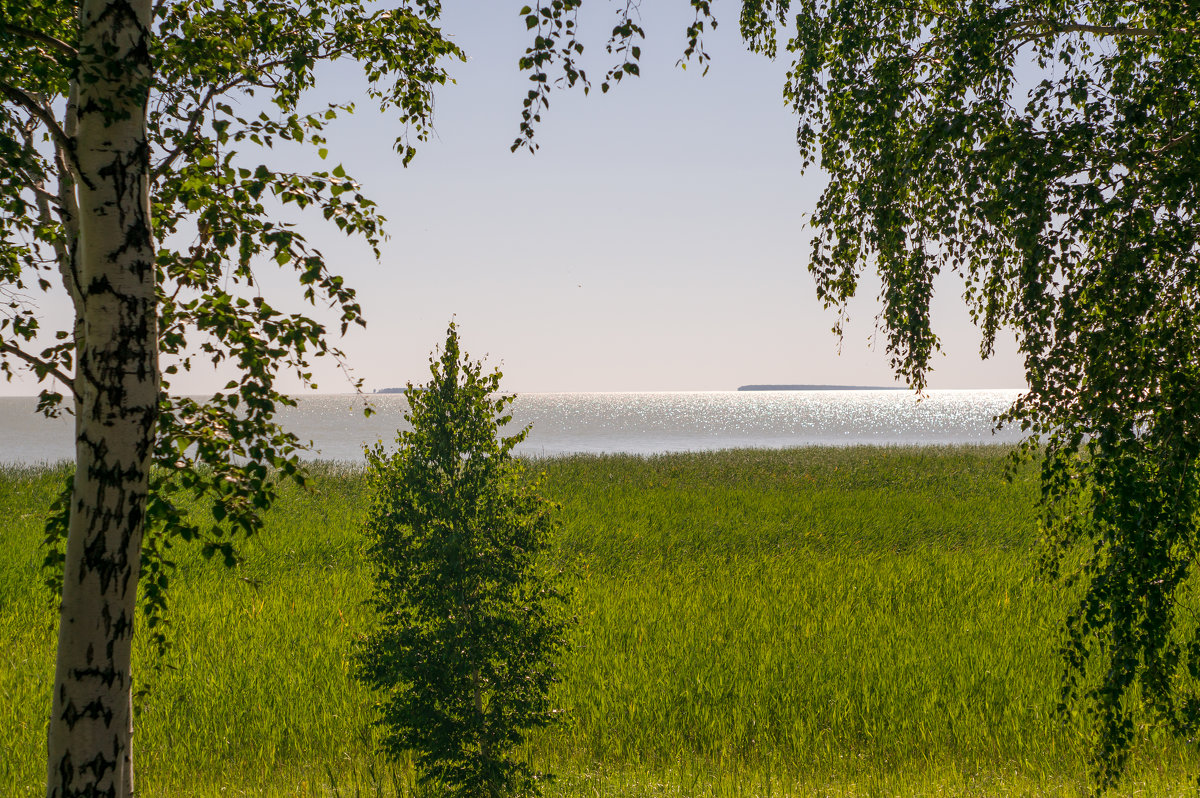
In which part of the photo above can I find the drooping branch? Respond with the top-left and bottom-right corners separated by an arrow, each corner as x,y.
0,23 -> 78,60
0,80 -> 74,164
0,341 -> 76,395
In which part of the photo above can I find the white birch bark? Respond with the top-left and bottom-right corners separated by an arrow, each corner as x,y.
46,1 -> 157,796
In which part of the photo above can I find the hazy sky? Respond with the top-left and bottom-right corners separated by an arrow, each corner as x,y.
3,3 -> 1027,397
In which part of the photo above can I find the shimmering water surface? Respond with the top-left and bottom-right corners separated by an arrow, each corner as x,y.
0,390 -> 1023,465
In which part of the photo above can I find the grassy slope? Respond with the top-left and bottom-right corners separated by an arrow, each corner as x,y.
1,448 -> 1196,796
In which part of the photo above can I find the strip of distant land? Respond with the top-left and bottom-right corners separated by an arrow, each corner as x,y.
737,384 -> 906,391
378,385 -> 908,393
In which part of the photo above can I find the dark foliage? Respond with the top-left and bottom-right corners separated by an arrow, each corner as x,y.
733,0 -> 1200,789
358,323 -> 569,798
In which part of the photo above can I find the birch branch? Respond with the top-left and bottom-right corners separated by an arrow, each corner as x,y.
0,81 -> 74,163
0,23 -> 78,60
0,341 -> 76,395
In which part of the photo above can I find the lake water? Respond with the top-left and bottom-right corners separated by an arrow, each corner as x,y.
0,390 -> 1023,465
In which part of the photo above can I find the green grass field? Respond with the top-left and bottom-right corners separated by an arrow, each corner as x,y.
2,447 -> 1197,796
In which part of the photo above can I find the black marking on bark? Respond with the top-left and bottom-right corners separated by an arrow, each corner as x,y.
67,663 -> 123,691
59,693 -> 116,728
77,747 -> 120,795
51,1 -> 157,793
83,272 -> 115,296
79,525 -> 128,594
100,605 -> 134,660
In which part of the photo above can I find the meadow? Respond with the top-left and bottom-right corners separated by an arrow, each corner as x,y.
2,447 -> 1197,796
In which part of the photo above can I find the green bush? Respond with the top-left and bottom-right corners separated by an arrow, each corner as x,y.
357,322 -> 569,798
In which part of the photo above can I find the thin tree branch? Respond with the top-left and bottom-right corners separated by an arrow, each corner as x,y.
150,39 -> 349,182
1020,20 -> 1182,38
0,23 -> 78,59
881,0 -> 1192,38
1152,131 -> 1195,156
0,341 -> 76,395
15,120 -> 63,226
27,182 -> 61,208
0,81 -> 74,162
151,79 -> 240,182
4,150 -> 60,211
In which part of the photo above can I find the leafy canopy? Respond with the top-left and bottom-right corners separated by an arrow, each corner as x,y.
733,0 -> 1200,788
2,0 -> 469,639
1,0 -> 716,651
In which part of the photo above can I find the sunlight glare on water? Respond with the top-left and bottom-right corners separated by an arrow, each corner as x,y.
496,390 -> 1022,457
0,390 -> 1023,464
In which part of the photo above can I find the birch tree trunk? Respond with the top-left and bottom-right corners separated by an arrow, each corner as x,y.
46,1 -> 157,796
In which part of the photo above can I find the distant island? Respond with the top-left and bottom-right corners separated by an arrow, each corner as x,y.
378,385 -> 909,393
737,384 -> 906,391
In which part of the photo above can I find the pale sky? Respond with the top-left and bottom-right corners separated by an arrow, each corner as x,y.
2,3 -> 1027,397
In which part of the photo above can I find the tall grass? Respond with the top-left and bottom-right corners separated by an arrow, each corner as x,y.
2,448 -> 1197,796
